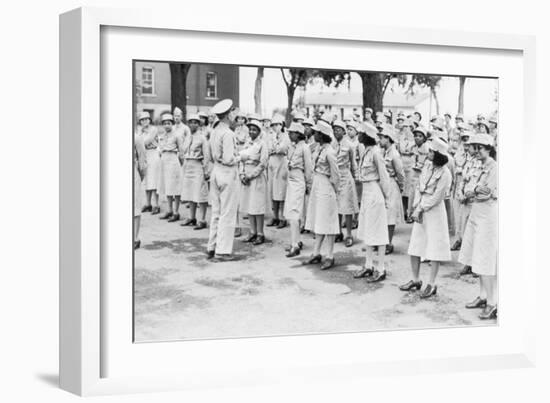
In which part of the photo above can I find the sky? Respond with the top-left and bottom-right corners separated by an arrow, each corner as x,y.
239,67 -> 498,120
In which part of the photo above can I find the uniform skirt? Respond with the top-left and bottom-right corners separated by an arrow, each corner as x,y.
386,177 -> 404,225
239,164 -> 268,215
401,155 -> 415,197
268,154 -> 288,201
180,159 -> 209,203
357,181 -> 389,246
458,201 -> 497,276
304,173 -> 340,235
336,169 -> 359,215
408,201 -> 451,261
284,168 -> 306,220
134,164 -> 142,217
158,152 -> 182,197
143,148 -> 160,190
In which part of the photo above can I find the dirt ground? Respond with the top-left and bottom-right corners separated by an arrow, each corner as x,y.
134,203 -> 496,342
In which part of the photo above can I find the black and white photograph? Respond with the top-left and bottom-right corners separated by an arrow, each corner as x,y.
133,61 -> 498,342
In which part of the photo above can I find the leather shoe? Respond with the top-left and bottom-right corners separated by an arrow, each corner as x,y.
399,280 -> 422,291
419,284 -> 438,299
286,246 -> 301,258
367,269 -> 386,283
353,267 -> 373,278
450,239 -> 462,251
193,221 -> 207,230
385,244 -> 394,255
276,220 -> 287,229
206,250 -> 215,259
459,265 -> 473,276
151,206 -> 161,215
180,218 -> 197,226
160,212 -> 173,220
141,205 -> 152,213
134,240 -> 141,250
167,213 -> 180,222
234,228 -> 242,238
320,258 -> 335,270
303,254 -> 322,265
335,233 -> 344,243
252,234 -> 265,245
465,296 -> 487,309
479,305 -> 497,320
345,237 -> 354,247
266,219 -> 279,227
243,233 -> 258,243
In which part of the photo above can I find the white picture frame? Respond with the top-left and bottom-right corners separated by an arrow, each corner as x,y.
60,6 -> 537,396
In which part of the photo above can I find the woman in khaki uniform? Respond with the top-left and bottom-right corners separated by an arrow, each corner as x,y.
134,134 -> 147,249
284,122 -> 313,257
407,126 -> 430,221
303,121 -> 340,270
137,111 -> 161,215
180,114 -> 211,230
398,119 -> 415,221
238,118 -> 269,245
459,133 -> 498,319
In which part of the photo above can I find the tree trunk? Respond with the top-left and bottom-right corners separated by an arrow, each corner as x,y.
432,89 -> 440,116
359,72 -> 384,119
254,67 -> 264,114
286,86 -> 296,126
169,63 -> 191,121
458,76 -> 466,114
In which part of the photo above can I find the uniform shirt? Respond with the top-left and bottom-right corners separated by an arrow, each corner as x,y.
332,136 -> 357,175
173,122 -> 191,143
469,157 -> 497,202
356,145 -> 390,199
182,130 -> 211,172
239,135 -> 269,179
313,143 -> 340,190
307,138 -> 320,163
287,140 -> 313,189
158,129 -> 184,154
209,121 -> 238,167
138,125 -> 159,150
398,129 -> 415,156
199,125 -> 212,140
383,144 -> 405,191
414,161 -> 452,212
266,130 -> 291,157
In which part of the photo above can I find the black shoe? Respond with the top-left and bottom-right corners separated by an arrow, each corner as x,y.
266,219 -> 279,227
345,237 -> 354,248
399,280 -> 423,291
300,227 -> 306,234
206,250 -> 215,259
451,239 -> 462,251
285,241 -> 303,252
459,265 -> 473,276
353,266 -> 374,279
234,228 -> 242,238
168,213 -> 180,222
302,254 -> 322,265
419,284 -> 438,299
385,244 -> 394,255
479,305 -> 498,320
352,220 -> 358,229
243,233 -> 258,243
367,269 -> 386,283
320,258 -> 335,270
180,218 -> 197,226
151,206 -> 161,215
466,296 -> 487,309
193,221 -> 207,230
252,235 -> 265,245
160,212 -> 173,220
134,240 -> 141,250
276,220 -> 287,229
335,233 -> 344,243
141,205 -> 152,213
286,246 -> 301,258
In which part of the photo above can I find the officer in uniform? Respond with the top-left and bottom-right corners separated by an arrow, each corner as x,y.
206,99 -> 240,261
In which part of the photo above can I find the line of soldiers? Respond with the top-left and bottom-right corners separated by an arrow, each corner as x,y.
133,99 -> 498,320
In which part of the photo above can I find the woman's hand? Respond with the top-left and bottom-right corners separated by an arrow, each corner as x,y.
464,190 -> 475,199
476,186 -> 492,196
410,207 -> 422,223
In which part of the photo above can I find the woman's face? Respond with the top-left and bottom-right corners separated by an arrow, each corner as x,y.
313,131 -> 324,144
379,136 -> 390,149
188,120 -> 199,132
413,132 -> 425,146
249,125 -> 260,140
271,123 -> 282,133
477,145 -> 490,161
478,124 -> 488,134
200,116 -> 207,126
289,131 -> 299,143
174,113 -> 182,124
236,116 -> 246,125
346,126 -> 357,139
333,126 -> 345,141
163,120 -> 173,132
304,125 -> 313,138
139,118 -> 150,127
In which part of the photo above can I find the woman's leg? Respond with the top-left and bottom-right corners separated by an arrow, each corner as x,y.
174,196 -> 181,214
166,196 -> 174,213
325,235 -> 335,259
344,215 -> 353,238
479,276 -> 488,299
279,202 -> 285,220
198,202 -> 207,222
484,275 -> 497,306
257,215 -> 265,236
248,215 -> 257,234
187,202 -> 197,220
364,245 -> 374,269
152,190 -> 159,208
428,261 -> 440,285
272,201 -> 280,220
313,234 -> 324,256
410,255 -> 421,281
377,244 -> 386,272
289,219 -> 300,247
388,225 -> 395,245
145,190 -> 152,207
134,216 -> 140,242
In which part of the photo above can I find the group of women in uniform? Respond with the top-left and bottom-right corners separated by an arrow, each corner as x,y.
133,99 -> 498,320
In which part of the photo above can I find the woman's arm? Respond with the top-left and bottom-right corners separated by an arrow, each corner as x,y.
326,148 -> 340,191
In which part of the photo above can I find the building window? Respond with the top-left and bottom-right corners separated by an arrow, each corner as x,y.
206,72 -> 218,99
141,66 -> 154,96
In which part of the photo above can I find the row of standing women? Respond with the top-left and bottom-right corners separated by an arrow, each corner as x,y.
133,99 -> 498,320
